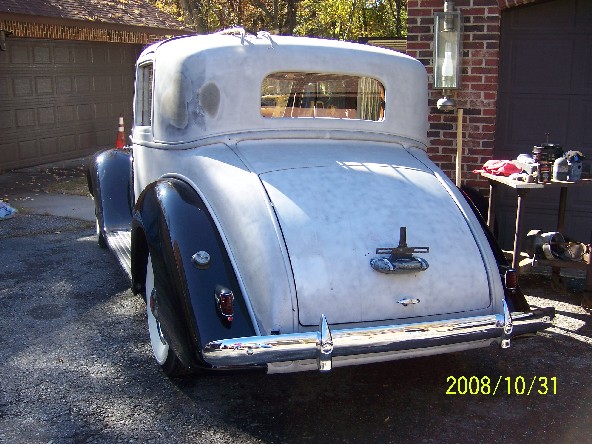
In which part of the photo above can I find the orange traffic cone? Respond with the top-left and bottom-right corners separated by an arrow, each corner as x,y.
115,116 -> 126,149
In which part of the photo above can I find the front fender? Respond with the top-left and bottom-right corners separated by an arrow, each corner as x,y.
87,149 -> 133,234
132,178 -> 257,369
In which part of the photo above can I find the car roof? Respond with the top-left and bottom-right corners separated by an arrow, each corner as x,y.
137,31 -> 428,148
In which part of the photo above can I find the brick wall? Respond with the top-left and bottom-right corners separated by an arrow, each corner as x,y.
1,18 -> 181,45
406,0 -> 540,191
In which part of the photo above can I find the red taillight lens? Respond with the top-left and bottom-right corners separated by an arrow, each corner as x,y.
215,286 -> 234,323
505,269 -> 518,291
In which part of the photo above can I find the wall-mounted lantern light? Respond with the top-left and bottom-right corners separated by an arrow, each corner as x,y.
0,29 -> 13,51
434,0 -> 461,111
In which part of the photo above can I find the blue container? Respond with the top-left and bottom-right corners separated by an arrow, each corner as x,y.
567,159 -> 582,182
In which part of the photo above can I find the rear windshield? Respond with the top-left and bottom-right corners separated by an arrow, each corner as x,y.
261,72 -> 385,121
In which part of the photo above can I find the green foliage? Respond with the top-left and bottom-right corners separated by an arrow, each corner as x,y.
295,0 -> 407,39
149,0 -> 406,39
152,0 -> 187,23
198,0 -> 298,34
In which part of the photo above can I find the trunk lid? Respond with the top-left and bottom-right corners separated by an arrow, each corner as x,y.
258,152 -> 491,327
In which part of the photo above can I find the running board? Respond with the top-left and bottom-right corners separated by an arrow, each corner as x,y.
105,230 -> 132,280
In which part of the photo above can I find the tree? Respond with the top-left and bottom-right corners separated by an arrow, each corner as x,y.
151,0 -> 406,39
294,0 -> 407,40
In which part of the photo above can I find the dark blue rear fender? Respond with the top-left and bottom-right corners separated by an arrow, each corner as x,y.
459,187 -> 530,313
87,149 -> 133,233
132,178 -> 257,369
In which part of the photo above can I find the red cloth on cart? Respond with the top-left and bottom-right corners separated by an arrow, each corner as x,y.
474,160 -> 523,177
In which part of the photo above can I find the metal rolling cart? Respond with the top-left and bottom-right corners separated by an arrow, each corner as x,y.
481,172 -> 592,306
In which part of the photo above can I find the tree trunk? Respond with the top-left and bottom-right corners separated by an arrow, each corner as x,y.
283,0 -> 298,35
179,0 -> 206,32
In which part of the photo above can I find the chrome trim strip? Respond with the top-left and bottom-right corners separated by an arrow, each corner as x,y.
202,308 -> 553,371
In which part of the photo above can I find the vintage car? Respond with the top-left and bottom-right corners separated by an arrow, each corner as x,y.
88,28 -> 554,377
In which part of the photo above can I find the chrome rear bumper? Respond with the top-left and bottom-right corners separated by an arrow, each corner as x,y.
202,302 -> 554,372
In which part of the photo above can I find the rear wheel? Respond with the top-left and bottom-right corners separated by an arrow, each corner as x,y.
145,254 -> 190,377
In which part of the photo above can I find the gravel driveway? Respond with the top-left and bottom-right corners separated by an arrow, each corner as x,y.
0,210 -> 591,444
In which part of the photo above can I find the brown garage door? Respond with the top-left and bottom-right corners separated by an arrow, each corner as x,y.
494,0 -> 592,248
0,39 -> 142,171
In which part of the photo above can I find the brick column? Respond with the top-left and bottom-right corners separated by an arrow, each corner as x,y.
407,0 -> 501,191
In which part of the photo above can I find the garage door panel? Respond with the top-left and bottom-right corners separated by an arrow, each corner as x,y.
502,38 -> 573,93
9,43 -> 30,64
110,75 -> 124,93
583,99 -> 592,142
0,77 -> 9,99
35,77 -> 54,95
0,143 -> 18,164
96,130 -> 112,147
0,39 -> 142,170
576,0 -> 592,29
40,138 -> 58,156
77,104 -> 93,121
56,76 -> 74,94
508,0 -> 576,29
33,45 -> 51,64
73,46 -> 92,64
571,187 -> 592,209
54,47 -> 71,64
15,108 -> 37,128
107,46 -> 127,64
59,135 -> 77,152
56,105 -> 75,123
19,140 -> 38,160
13,77 -> 33,97
573,38 -> 592,91
75,76 -> 91,93
37,106 -> 54,126
566,97 -> 592,147
92,46 -> 109,65
508,96 -> 569,143
94,102 -> 110,119
496,95 -> 571,159
93,76 -> 110,92
78,132 -> 96,149
0,111 -> 14,130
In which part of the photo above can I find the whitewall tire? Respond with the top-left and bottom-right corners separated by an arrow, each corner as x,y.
145,254 -> 189,376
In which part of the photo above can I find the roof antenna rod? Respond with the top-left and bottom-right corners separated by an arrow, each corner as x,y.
257,31 -> 275,47
215,27 -> 246,45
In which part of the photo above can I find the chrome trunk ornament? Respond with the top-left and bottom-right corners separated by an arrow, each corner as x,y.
370,227 -> 429,274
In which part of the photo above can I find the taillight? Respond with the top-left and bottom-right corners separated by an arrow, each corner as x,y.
505,269 -> 518,291
215,285 -> 234,323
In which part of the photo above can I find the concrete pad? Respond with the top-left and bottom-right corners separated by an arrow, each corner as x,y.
12,193 -> 95,222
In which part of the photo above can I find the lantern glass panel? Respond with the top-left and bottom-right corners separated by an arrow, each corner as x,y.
434,11 -> 461,89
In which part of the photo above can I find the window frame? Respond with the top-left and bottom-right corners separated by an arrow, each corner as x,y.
135,62 -> 154,127
260,72 -> 386,122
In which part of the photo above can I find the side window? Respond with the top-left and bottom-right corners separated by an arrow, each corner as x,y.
136,63 -> 153,126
